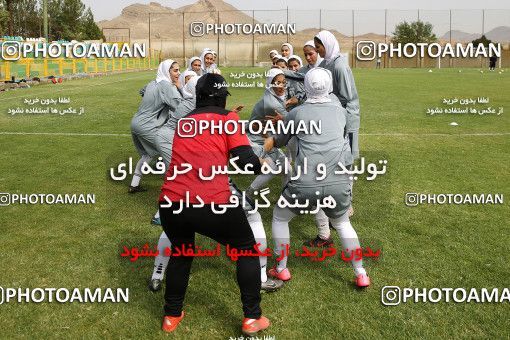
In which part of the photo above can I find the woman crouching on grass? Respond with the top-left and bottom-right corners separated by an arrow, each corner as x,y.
158,73 -> 270,336
264,67 -> 370,288
129,59 -> 182,193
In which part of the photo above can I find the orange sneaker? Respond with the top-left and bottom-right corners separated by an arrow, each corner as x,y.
356,273 -> 371,287
268,266 -> 291,281
242,316 -> 270,336
162,312 -> 184,333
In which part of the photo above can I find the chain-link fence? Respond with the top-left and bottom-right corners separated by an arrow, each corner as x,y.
103,9 -> 510,68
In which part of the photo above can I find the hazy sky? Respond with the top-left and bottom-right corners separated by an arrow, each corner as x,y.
82,0 -> 510,35
83,0 -> 510,21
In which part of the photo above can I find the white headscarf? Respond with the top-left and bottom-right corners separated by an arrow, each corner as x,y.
200,48 -> 215,74
265,68 -> 286,101
272,54 -> 282,61
178,70 -> 197,90
187,56 -> 201,72
265,68 -> 284,90
315,30 -> 340,61
304,40 -> 324,68
287,55 -> 303,67
156,59 -> 176,83
304,67 -> 332,104
276,56 -> 288,63
281,43 -> 293,56
182,75 -> 200,99
304,40 -> 315,49
269,49 -> 278,58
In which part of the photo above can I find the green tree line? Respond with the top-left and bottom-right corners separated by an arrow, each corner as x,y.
392,21 -> 437,44
0,0 -> 103,41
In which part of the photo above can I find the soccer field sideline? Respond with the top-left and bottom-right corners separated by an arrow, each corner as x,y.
1,131 -> 509,137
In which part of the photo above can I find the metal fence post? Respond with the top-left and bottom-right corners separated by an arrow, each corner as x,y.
217,11 -> 220,66
252,10 -> 255,67
384,9 -> 387,68
286,7 -> 289,43
182,13 -> 185,65
352,10 -> 355,68
449,9 -> 453,68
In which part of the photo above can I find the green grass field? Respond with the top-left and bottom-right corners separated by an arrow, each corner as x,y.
0,67 -> 509,339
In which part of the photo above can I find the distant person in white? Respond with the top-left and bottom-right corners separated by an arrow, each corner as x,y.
199,48 -> 220,75
281,43 -> 293,58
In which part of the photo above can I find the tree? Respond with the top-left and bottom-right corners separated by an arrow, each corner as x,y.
392,21 -> 437,44
0,0 -> 102,40
80,7 -> 103,40
5,0 -> 14,35
12,0 -> 40,37
47,0 -> 83,40
47,0 -> 102,41
472,35 -> 492,48
0,8 -> 9,36
0,0 -> 40,37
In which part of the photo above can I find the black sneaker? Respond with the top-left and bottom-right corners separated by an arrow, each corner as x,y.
148,279 -> 162,292
303,235 -> 333,248
129,185 -> 147,193
261,278 -> 284,292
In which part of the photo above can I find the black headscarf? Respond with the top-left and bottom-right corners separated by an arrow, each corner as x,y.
195,73 -> 230,108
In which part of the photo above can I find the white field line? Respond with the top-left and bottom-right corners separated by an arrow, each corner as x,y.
360,132 -> 510,136
0,132 -> 130,137
0,132 -> 509,137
